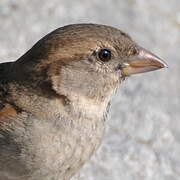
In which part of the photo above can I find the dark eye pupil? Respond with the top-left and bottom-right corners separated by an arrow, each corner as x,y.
98,49 -> 111,62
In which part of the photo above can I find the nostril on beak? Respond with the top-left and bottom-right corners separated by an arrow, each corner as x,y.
120,47 -> 168,76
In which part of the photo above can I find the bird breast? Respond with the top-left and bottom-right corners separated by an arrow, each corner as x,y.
16,95 -> 108,180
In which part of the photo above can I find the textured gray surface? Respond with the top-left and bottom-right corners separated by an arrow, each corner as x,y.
0,0 -> 179,179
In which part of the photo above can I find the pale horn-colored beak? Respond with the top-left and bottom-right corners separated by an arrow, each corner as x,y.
122,47 -> 168,76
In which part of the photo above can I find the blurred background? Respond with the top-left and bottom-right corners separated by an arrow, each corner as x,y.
0,0 -> 179,179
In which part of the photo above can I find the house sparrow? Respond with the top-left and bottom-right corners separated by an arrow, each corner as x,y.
0,24 -> 167,180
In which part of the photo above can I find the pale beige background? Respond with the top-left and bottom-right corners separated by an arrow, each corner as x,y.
0,0 -> 179,179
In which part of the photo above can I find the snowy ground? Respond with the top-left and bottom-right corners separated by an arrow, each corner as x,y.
0,0 -> 179,179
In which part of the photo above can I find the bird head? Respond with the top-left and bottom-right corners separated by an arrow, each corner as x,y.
15,24 -> 167,102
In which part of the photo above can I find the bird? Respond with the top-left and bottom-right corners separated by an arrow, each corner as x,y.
0,23 -> 167,180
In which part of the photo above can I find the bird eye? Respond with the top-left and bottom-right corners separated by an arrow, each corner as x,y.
97,48 -> 111,62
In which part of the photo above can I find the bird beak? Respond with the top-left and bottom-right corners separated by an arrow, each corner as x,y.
121,47 -> 168,76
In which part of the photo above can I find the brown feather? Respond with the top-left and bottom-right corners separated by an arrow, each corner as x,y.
0,104 -> 17,124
